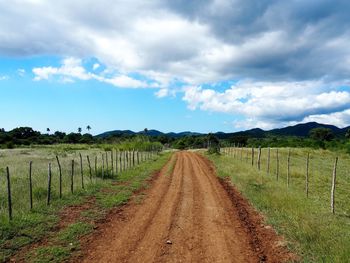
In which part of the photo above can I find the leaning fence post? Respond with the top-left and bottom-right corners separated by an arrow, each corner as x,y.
29,161 -> 33,209
71,160 -> 74,193
251,147 -> 254,166
331,157 -> 338,214
56,156 -> 62,198
79,153 -> 84,189
6,167 -> 13,220
87,155 -> 93,182
47,163 -> 52,206
306,153 -> 310,198
287,149 -> 291,188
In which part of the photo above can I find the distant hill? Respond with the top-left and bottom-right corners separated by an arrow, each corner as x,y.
96,129 -> 203,138
268,122 -> 344,137
96,122 -> 350,139
96,130 -> 135,138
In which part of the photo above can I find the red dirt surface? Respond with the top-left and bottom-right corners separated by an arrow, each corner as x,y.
79,151 -> 297,263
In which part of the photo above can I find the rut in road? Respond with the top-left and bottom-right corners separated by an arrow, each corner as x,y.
80,151 -> 293,263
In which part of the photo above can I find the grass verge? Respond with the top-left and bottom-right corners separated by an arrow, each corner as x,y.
207,151 -> 350,262
1,152 -> 172,262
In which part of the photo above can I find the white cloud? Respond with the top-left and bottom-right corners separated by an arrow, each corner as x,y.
302,109 -> 350,128
17,68 -> 26,76
0,75 -> 9,80
3,0 -> 350,128
33,57 -> 90,81
32,57 -> 155,88
183,80 -> 350,129
155,89 -> 169,98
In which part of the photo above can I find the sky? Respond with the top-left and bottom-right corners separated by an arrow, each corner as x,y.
1,0 -> 350,135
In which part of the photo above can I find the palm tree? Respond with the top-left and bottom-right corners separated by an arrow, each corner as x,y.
78,127 -> 82,134
86,125 -> 91,133
144,128 -> 148,134
46,128 -> 50,134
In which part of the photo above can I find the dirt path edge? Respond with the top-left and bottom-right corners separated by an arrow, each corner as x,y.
218,176 -> 299,262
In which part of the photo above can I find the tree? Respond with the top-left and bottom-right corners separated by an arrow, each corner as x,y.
207,133 -> 220,154
309,128 -> 334,142
86,125 -> 91,133
144,128 -> 148,134
46,128 -> 50,134
78,127 -> 82,134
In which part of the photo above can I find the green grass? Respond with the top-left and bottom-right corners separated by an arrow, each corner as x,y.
0,146 -> 171,262
208,147 -> 350,262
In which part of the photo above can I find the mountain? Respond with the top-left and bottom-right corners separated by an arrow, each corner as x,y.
268,122 -> 343,137
96,129 -> 203,138
96,122 -> 350,139
96,130 -> 135,138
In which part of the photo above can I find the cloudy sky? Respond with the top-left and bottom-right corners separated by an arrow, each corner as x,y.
1,0 -> 350,134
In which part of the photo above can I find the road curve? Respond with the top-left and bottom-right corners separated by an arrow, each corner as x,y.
80,151 -> 290,263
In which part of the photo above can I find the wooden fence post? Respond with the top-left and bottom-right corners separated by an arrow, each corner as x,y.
287,149 -> 291,188
115,150 -> 118,175
87,155 -> 93,181
120,152 -> 122,172
257,146 -> 261,170
6,167 -> 13,220
124,151 -> 127,169
306,153 -> 310,198
29,161 -> 33,209
71,160 -> 74,193
240,147 -> 243,161
56,156 -> 62,198
94,156 -> 97,178
246,148 -> 249,163
47,163 -> 52,206
105,152 -> 109,176
267,147 -> 270,175
251,147 -> 254,166
102,153 -> 105,179
331,157 -> 338,214
276,149 -> 279,181
137,151 -> 140,165
79,153 -> 84,189
111,150 -> 114,176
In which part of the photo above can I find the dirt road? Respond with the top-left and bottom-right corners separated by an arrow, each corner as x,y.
80,151 -> 293,263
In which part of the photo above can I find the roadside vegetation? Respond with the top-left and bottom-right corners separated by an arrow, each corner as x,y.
208,147 -> 350,262
0,145 -> 172,262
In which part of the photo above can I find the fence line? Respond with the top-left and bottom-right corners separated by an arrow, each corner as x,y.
0,149 -> 160,220
221,146 -> 348,215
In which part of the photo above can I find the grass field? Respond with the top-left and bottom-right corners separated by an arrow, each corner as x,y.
208,147 -> 350,262
0,145 -> 171,262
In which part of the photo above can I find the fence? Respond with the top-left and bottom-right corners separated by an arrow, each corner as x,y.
0,148 -> 159,221
221,146 -> 350,216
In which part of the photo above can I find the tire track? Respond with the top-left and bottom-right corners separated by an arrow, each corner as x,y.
80,151 -> 295,263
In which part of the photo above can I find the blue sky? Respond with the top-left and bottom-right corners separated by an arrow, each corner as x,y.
0,56 -> 234,134
1,0 -> 350,134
